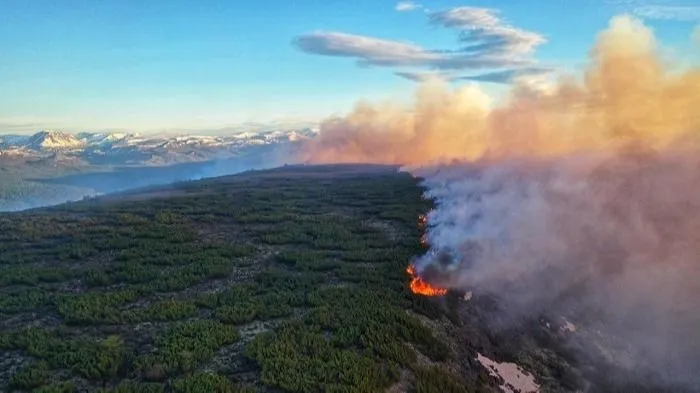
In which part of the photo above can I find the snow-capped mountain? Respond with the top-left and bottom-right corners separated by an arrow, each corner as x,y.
0,128 -> 318,166
25,130 -> 87,150
0,127 -> 319,212
76,132 -> 136,146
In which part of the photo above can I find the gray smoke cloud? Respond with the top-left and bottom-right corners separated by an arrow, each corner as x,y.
408,145 -> 700,386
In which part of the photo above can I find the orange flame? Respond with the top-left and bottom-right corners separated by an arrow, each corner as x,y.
418,214 -> 428,228
406,265 -> 448,297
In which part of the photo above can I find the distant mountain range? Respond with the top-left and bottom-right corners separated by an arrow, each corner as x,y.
0,127 -> 318,211
0,127 -> 318,166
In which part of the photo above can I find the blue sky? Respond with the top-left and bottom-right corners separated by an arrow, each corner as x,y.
0,0 -> 698,134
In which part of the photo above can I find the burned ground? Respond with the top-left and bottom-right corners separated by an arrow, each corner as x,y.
0,164 -> 678,393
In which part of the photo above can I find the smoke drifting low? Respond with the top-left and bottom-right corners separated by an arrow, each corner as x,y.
300,15 -> 700,387
412,150 -> 700,385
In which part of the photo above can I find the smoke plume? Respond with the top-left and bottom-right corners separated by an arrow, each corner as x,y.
300,15 -> 700,387
301,16 -> 699,164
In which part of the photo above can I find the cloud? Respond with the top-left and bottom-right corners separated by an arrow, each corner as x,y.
429,7 -> 546,57
633,5 -> 700,21
605,0 -> 700,21
294,31 -> 533,70
395,67 -> 555,85
428,6 -> 502,29
294,32 -> 435,67
459,26 -> 546,56
395,1 -> 421,12
394,71 -> 452,82
457,67 -> 554,84
294,6 -> 546,81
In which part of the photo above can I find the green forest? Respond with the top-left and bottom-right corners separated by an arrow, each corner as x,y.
0,164 -> 497,392
0,160 -> 95,211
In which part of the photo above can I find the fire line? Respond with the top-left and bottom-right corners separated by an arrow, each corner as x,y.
406,265 -> 448,297
407,211 -> 448,296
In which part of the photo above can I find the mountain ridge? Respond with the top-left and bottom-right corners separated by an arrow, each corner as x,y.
0,128 -> 318,166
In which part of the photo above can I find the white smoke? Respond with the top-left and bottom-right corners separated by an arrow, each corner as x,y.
409,146 -> 700,386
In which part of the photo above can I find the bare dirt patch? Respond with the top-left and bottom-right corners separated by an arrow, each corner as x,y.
477,353 -> 540,393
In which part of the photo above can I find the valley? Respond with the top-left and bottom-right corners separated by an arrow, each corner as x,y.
0,129 -> 314,211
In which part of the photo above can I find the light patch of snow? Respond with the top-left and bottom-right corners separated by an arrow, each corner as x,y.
232,132 -> 255,139
0,148 -> 32,157
27,130 -> 86,150
476,353 -> 539,393
80,132 -> 135,146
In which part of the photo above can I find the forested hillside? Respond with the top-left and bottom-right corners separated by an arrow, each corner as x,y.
0,164 -> 496,393
0,159 -> 96,212
0,164 -> 681,393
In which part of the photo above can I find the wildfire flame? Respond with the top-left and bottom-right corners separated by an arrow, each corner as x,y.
408,211 -> 446,296
406,264 -> 448,297
420,234 -> 428,247
418,212 -> 431,247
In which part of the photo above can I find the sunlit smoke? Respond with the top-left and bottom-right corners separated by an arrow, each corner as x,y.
299,14 -> 700,388
300,16 -> 699,165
